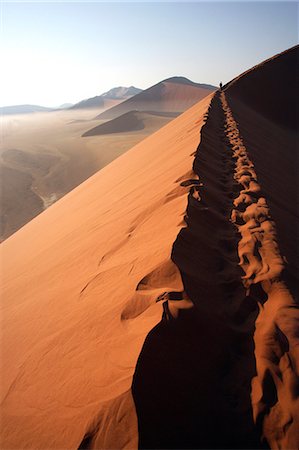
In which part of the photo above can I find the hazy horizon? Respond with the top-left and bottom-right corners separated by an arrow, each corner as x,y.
1,1 -> 297,107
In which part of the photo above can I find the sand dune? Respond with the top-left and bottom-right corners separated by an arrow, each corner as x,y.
1,47 -> 298,450
71,86 -> 142,110
95,76 -> 215,120
82,110 -> 178,137
0,104 -> 54,115
0,94 -> 212,450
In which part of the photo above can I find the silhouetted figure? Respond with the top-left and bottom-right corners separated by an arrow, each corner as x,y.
220,81 -> 223,90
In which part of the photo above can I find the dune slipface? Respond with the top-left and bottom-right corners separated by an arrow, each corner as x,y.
1,47 -> 298,450
132,46 -> 298,450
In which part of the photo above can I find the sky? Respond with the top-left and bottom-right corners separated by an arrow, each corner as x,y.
1,1 -> 298,107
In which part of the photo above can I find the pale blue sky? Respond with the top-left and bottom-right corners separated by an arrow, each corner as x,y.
1,1 -> 297,107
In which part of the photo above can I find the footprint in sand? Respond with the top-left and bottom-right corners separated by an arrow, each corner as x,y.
120,260 -> 186,321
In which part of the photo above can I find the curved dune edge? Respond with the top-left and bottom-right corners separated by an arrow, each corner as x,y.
134,91 -> 263,450
132,78 -> 297,448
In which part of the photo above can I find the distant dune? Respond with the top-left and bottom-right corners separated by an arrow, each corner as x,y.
82,110 -> 178,137
1,47 -> 298,450
70,86 -> 142,110
0,104 -> 54,115
0,86 -> 142,116
58,103 -> 74,109
101,86 -> 142,99
95,76 -> 216,120
1,78 -> 211,240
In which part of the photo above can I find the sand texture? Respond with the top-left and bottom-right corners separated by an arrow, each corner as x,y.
0,94 -> 212,449
1,46 -> 298,449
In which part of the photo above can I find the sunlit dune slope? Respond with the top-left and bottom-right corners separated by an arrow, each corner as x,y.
0,94 -> 212,450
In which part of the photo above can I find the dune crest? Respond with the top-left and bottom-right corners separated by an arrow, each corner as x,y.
221,91 -> 299,448
133,47 -> 298,449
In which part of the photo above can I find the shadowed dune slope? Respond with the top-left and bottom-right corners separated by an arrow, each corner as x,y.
0,95 -> 212,450
225,45 -> 298,130
82,110 -> 178,137
82,110 -> 145,136
95,77 -> 215,120
225,45 -> 299,293
132,47 -> 298,450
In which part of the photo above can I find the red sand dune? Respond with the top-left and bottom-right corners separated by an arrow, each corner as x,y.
95,77 -> 215,120
82,110 -> 145,136
1,46 -> 298,450
70,86 -> 142,110
0,94 -> 212,449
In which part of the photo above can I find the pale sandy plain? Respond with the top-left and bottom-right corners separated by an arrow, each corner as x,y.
1,46 -> 298,450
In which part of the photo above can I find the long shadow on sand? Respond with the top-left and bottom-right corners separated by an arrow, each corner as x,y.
132,92 -> 269,449
132,302 -> 267,449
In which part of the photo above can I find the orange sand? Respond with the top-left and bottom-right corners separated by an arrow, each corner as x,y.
1,46 -> 298,450
0,95 -> 212,449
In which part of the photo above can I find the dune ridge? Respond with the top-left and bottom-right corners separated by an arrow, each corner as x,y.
133,47 -> 298,449
221,92 -> 299,448
134,91 -> 263,449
